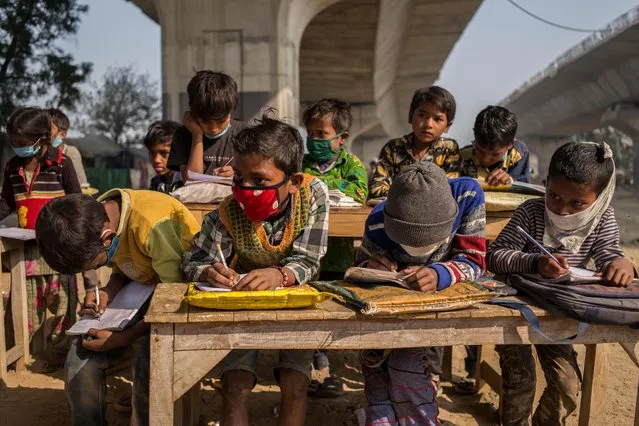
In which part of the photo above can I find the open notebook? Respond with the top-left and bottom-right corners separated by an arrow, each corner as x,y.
66,282 -> 156,335
478,180 -> 545,196
344,267 -> 415,290
529,267 -> 639,284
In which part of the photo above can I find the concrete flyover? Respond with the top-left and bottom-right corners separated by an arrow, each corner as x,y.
129,0 -> 481,158
499,6 -> 639,184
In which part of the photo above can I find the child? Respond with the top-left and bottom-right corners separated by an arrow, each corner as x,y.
0,106 -> 82,359
48,108 -> 94,193
35,189 -> 200,426
182,113 -> 329,426
144,120 -> 183,193
460,105 -> 531,185
355,162 -> 486,425
487,141 -> 635,425
301,98 -> 367,396
167,70 -> 245,177
368,86 -> 461,199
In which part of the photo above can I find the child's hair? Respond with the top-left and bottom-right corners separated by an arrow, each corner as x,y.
302,98 -> 353,134
473,106 -> 517,149
408,86 -> 456,123
6,107 -> 51,145
47,108 -> 70,132
187,70 -> 238,121
548,142 -> 614,195
143,120 -> 181,149
233,111 -> 304,176
35,194 -> 109,274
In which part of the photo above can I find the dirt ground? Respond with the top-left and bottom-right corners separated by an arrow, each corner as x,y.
1,188 -> 639,425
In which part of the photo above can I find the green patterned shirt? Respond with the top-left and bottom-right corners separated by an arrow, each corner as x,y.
302,149 -> 369,204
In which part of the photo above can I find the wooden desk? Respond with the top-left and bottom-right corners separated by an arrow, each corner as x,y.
146,283 -> 638,425
186,203 -> 512,240
0,238 -> 29,386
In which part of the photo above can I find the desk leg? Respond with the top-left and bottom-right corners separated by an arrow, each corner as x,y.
634,380 -> 639,426
9,243 -> 28,370
578,344 -> 609,426
150,324 -> 175,426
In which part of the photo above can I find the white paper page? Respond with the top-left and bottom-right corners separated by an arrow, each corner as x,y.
195,274 -> 248,292
569,267 -> 597,277
0,227 -> 36,241
67,282 -> 155,335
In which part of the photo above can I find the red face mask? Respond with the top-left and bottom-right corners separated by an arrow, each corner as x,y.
231,178 -> 289,222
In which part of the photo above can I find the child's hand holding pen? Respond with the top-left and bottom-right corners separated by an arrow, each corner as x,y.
200,244 -> 240,288
81,287 -> 109,318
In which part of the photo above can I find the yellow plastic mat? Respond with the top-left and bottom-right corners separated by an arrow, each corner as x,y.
184,283 -> 333,310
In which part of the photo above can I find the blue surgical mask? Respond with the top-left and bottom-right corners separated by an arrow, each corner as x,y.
101,230 -> 120,265
52,135 -> 63,148
12,141 -> 41,158
204,123 -> 231,140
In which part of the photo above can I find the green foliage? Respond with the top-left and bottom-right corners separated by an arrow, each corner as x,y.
0,0 -> 92,125
80,65 -> 161,145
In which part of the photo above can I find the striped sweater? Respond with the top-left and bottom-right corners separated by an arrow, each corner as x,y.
0,147 -> 81,229
487,198 -> 624,274
355,177 -> 486,290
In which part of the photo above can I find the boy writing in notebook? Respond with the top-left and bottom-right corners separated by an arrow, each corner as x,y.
460,105 -> 531,185
355,162 -> 486,425
487,141 -> 635,425
182,113 -> 329,426
36,190 -> 200,426
368,86 -> 461,199
167,70 -> 245,177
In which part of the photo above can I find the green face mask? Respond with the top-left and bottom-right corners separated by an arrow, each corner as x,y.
306,133 -> 342,164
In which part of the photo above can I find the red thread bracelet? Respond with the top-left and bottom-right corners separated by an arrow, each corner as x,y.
270,266 -> 290,287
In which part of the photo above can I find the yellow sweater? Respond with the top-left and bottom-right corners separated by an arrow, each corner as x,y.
98,189 -> 200,284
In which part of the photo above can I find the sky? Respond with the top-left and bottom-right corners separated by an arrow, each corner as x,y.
60,0 -> 638,145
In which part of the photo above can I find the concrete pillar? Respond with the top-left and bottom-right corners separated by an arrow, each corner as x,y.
153,0 -> 337,123
351,136 -> 387,165
523,135 -> 570,185
602,103 -> 639,186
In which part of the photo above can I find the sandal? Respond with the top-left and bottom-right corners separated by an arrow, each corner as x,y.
307,379 -> 321,396
315,376 -> 345,398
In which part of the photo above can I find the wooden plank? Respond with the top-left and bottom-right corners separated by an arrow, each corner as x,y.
146,283 -> 190,323
173,317 -> 639,351
0,239 -> 20,253
328,207 -> 372,238
9,242 -> 29,370
187,300 -> 358,323
479,358 -> 502,395
149,323 -> 175,426
5,346 -> 24,366
173,349 -> 229,401
486,216 -> 511,241
579,344 -> 609,426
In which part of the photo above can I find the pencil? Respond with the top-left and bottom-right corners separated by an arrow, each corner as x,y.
214,156 -> 235,176
216,243 -> 229,271
516,226 -> 561,265
94,287 -> 101,321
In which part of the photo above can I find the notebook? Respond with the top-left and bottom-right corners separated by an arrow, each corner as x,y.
528,267 -> 639,284
194,274 -> 249,292
66,282 -> 156,335
184,171 -> 232,186
344,267 -> 415,290
0,227 -> 36,241
328,190 -> 362,208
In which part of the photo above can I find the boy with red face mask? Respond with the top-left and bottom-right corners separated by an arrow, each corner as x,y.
181,112 -> 330,426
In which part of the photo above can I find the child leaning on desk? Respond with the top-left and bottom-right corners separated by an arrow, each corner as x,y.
35,189 -> 200,426
486,141 -> 636,426
354,162 -> 486,426
181,112 -> 329,426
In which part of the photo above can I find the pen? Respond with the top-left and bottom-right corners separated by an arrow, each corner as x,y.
516,226 -> 561,265
95,287 -> 101,321
216,243 -> 238,287
214,156 -> 235,175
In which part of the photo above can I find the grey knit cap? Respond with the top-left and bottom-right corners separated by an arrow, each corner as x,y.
383,162 -> 458,246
